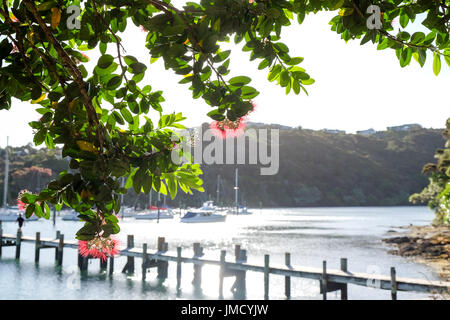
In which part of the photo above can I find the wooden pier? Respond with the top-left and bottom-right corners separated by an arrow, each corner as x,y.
1,226 -> 449,300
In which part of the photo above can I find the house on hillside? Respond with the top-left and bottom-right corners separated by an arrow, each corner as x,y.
356,128 -> 376,136
387,124 -> 422,132
322,129 -> 346,134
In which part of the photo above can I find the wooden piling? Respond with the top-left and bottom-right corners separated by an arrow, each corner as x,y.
391,267 -> 397,300
285,252 -> 291,299
35,232 -> 41,263
176,247 -> 182,291
340,258 -> 348,300
142,243 -> 148,280
15,230 -> 22,260
322,260 -> 327,300
122,235 -> 135,274
80,256 -> 88,272
234,249 -> 247,298
109,256 -> 114,276
219,250 -> 226,299
54,231 -> 60,260
157,237 -> 165,251
193,243 -> 203,290
234,244 -> 241,260
264,254 -> 270,300
157,237 -> 168,280
100,258 -> 108,271
56,234 -> 64,266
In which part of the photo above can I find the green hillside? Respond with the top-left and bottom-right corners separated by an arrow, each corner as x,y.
0,124 -> 444,208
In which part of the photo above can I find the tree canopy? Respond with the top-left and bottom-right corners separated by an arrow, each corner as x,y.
410,119 -> 450,226
0,0 -> 449,241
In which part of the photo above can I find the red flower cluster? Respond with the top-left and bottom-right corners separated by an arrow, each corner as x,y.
210,118 -> 247,139
17,189 -> 33,211
210,100 -> 256,139
78,236 -> 120,261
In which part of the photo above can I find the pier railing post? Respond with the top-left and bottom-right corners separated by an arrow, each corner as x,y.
157,237 -> 168,280
234,249 -> 247,299
142,243 -> 148,281
321,261 -> 328,300
15,229 -> 22,260
264,254 -> 270,300
35,232 -> 41,263
100,258 -> 108,271
57,234 -> 64,266
54,231 -> 60,260
176,247 -> 182,292
234,245 -> 241,261
192,242 -> 203,291
122,235 -> 135,274
109,256 -> 114,276
219,250 -> 226,299
285,252 -> 291,299
391,267 -> 397,300
340,258 -> 348,300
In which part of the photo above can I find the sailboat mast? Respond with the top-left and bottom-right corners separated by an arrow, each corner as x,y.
216,174 -> 220,205
120,177 -> 125,219
157,192 -> 161,223
3,137 -> 9,208
234,168 -> 239,214
149,188 -> 153,208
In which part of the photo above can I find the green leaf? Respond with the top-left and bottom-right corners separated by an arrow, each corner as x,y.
25,204 -> 35,219
229,76 -> 251,86
120,108 -> 134,124
106,76 -> 122,90
433,53 -> 441,76
280,70 -> 290,87
98,54 -> 114,69
410,32 -> 425,45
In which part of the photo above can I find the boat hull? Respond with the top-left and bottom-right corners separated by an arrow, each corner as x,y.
180,214 -> 227,223
135,214 -> 173,220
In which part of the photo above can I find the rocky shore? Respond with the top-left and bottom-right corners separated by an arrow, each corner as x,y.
383,225 -> 450,281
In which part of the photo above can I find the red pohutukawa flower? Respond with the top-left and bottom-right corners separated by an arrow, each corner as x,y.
210,101 -> 257,139
17,189 -> 31,211
78,236 -> 120,261
17,200 -> 26,211
210,117 -> 247,139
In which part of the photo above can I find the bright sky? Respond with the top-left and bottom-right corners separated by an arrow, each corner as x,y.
0,10 -> 449,148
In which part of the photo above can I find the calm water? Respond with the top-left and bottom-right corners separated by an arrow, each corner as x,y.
0,206 -> 441,300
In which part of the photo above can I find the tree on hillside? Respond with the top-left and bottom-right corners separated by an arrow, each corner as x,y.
0,0 -> 448,248
410,119 -> 450,226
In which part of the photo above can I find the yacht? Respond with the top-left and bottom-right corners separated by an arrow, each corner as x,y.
135,205 -> 174,220
0,207 -> 20,222
180,201 -> 227,223
0,137 -> 37,222
62,210 -> 80,221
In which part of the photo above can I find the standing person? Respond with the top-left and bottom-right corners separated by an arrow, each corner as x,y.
17,214 -> 25,232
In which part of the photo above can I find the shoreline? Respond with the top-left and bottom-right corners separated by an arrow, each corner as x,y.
383,225 -> 450,282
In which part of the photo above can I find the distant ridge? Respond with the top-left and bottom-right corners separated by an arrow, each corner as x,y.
0,125 -> 445,208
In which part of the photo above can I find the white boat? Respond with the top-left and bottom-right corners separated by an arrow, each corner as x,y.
180,201 -> 227,223
62,210 -> 80,221
227,205 -> 253,215
135,206 -> 173,220
119,206 -> 136,218
1,137 -> 37,222
0,207 -> 19,222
